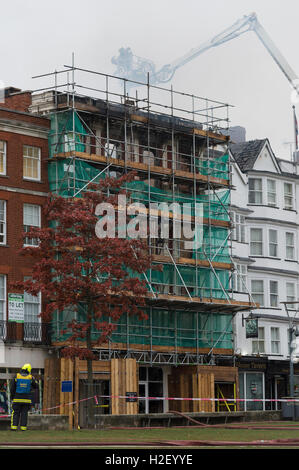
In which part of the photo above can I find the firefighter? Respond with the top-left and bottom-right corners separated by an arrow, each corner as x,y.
10,363 -> 39,431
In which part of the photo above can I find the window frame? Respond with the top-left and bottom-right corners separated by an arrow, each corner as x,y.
267,179 -> 277,207
251,279 -> 264,307
23,203 -> 41,247
269,280 -> 279,308
286,232 -> 295,260
252,327 -> 265,354
268,229 -> 278,258
250,228 -> 263,256
284,182 -> 294,210
232,264 -> 248,293
0,274 -> 6,322
248,178 -> 263,205
286,282 -> 296,309
0,200 -> 6,245
270,327 -> 280,355
24,283 -> 41,324
231,212 -> 246,243
23,145 -> 41,181
0,140 -> 6,176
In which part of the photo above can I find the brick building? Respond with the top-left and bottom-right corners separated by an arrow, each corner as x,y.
0,88 -> 51,413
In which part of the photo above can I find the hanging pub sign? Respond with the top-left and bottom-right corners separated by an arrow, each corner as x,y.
8,294 -> 24,323
245,318 -> 259,338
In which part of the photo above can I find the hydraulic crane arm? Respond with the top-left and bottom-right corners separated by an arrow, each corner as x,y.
111,12 -> 299,94
253,18 -> 298,90
154,13 -> 257,84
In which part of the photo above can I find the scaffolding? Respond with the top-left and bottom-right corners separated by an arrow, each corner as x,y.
31,63 -> 255,364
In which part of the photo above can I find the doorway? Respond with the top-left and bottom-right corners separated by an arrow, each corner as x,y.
79,379 -> 110,427
138,366 -> 164,414
239,371 -> 265,411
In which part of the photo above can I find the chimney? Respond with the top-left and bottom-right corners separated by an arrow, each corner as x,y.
2,87 -> 32,112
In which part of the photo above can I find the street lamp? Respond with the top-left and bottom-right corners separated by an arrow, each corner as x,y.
281,301 -> 299,419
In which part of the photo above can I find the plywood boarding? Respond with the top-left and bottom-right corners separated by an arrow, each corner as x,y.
43,358 -> 60,415
197,365 -> 238,383
168,365 -> 237,413
76,359 -> 111,375
59,358 -> 74,429
193,373 -> 215,412
111,358 -> 138,415
179,374 -> 193,413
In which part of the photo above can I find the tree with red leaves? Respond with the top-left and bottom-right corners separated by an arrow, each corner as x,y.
12,172 -> 157,426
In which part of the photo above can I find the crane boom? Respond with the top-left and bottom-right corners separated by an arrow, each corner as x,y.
253,19 -> 298,89
111,12 -> 299,94
154,13 -> 256,83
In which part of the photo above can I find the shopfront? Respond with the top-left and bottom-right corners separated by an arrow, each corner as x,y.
236,357 -> 267,411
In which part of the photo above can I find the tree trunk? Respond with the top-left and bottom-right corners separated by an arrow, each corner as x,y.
86,306 -> 94,428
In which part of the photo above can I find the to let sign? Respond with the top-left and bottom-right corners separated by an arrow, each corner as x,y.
8,294 -> 24,323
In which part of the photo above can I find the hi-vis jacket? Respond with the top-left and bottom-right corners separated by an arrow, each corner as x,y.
10,370 -> 38,404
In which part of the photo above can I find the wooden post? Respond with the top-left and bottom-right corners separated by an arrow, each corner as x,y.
74,357 -> 80,429
43,358 -> 60,415
60,358 -> 74,430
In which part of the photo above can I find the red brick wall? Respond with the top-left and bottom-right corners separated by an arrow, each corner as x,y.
0,130 -> 49,193
3,92 -> 32,113
0,108 -> 50,130
0,117 -> 50,320
0,191 -> 47,287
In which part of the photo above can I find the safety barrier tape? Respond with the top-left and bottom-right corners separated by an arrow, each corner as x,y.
1,394 -> 298,416
39,394 -> 299,413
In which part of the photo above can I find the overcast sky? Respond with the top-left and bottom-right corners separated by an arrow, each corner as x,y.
2,0 -> 299,159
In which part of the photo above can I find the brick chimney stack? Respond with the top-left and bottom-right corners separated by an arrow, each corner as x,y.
2,87 -> 32,112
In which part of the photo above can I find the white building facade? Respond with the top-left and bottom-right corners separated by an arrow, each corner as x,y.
230,138 -> 299,411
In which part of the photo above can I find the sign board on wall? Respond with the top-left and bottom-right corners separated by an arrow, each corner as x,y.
245,318 -> 259,338
8,294 -> 24,323
61,381 -> 73,393
126,392 -> 137,403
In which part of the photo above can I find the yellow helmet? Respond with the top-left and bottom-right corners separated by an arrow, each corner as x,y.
22,363 -> 32,373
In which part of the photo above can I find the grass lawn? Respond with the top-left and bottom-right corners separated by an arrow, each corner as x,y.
1,422 -> 299,446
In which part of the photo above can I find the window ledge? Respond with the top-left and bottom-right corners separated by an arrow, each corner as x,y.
23,178 -> 43,184
247,204 -> 278,209
258,307 -> 281,310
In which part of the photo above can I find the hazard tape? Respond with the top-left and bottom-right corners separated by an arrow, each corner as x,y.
39,394 -> 299,413
1,394 -> 298,416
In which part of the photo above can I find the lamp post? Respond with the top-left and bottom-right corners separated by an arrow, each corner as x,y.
281,301 -> 299,420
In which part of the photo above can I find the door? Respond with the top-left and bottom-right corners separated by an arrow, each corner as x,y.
138,367 -> 164,414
